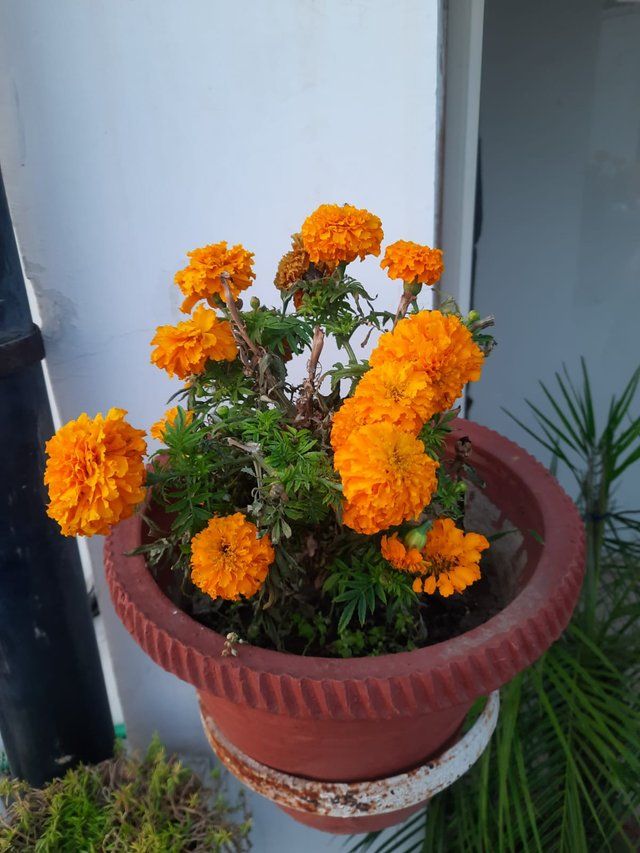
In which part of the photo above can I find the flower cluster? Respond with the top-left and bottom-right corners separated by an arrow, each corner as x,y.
382,519 -> 489,597
300,203 -> 383,270
274,233 -> 310,292
329,362 -> 435,447
334,423 -> 439,535
331,309 -> 484,535
175,241 -> 255,313
44,408 -> 146,536
381,240 -> 444,286
370,310 -> 484,412
44,201 -> 496,658
150,305 -> 237,380
190,514 -> 274,600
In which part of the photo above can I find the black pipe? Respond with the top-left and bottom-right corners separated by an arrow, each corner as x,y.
0,173 -> 114,786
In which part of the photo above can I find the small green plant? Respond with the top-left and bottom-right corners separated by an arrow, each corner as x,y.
0,737 -> 251,852
349,361 -> 640,853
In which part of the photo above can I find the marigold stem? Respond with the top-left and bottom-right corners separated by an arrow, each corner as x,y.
308,326 -> 325,380
220,275 -> 260,356
220,273 -> 292,410
393,292 -> 414,326
293,326 -> 326,427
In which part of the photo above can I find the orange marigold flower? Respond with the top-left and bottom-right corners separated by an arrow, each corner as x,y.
330,362 -> 435,449
380,533 -> 425,572
44,408 -> 146,537
274,233 -> 311,292
370,310 -> 484,412
300,203 -> 383,271
410,518 -> 489,597
150,305 -> 237,380
381,240 -> 444,285
334,423 -> 438,535
330,397 -> 366,451
150,406 -> 194,441
175,241 -> 255,314
190,513 -> 275,601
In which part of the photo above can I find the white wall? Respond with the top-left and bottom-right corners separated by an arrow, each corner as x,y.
0,2 -> 442,848
471,0 -> 640,508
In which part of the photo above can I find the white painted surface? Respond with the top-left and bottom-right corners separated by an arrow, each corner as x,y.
472,0 -> 640,508
0,1 -> 442,848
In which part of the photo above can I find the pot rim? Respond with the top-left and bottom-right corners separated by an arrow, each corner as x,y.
105,420 -> 585,718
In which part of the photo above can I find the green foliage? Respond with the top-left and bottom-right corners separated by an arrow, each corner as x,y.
142,379 -> 485,656
0,737 -> 251,852
324,545 -> 418,633
182,361 -> 254,410
290,611 -> 330,653
431,469 -> 467,522
294,267 -> 386,344
420,409 -> 460,458
146,411 -> 248,546
324,359 -> 371,391
350,361 -> 640,852
242,307 -> 313,357
506,360 -> 640,622
238,413 -> 342,540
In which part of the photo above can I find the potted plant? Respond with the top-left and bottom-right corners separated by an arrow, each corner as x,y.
0,736 -> 251,851
43,203 -> 585,833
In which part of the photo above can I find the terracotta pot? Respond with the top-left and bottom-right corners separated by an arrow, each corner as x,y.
105,420 -> 585,833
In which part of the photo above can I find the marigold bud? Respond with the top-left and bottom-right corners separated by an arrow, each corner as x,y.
403,527 -> 428,551
403,281 -> 423,297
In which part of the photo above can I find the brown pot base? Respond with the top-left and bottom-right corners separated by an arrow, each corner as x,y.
198,688 -> 472,782
200,691 -> 501,834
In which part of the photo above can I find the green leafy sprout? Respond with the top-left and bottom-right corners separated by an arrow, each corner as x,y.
0,736 -> 251,852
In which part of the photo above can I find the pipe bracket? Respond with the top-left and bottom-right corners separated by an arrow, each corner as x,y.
0,324 -> 45,377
